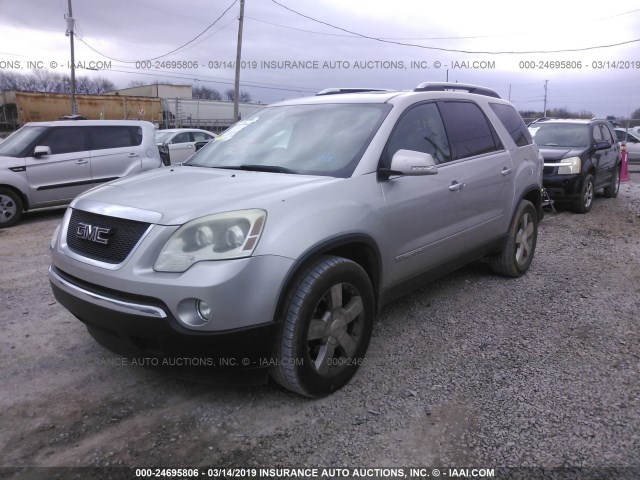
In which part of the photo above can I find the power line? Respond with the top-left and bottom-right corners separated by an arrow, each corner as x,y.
270,0 -> 640,55
74,0 -> 237,63
246,16 -> 515,41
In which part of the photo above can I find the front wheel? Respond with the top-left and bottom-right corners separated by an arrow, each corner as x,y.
490,200 -> 538,278
271,256 -> 375,397
0,188 -> 23,228
573,174 -> 595,213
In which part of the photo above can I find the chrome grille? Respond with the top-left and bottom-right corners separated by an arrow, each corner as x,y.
66,209 -> 150,264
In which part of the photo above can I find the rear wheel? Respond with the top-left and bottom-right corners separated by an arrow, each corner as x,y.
0,188 -> 23,228
271,256 -> 374,397
573,174 -> 594,213
603,165 -> 620,198
490,200 -> 538,278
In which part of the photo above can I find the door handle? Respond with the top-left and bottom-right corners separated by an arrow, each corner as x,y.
75,159 -> 88,165
449,181 -> 466,191
128,153 -> 140,158
501,167 -> 512,176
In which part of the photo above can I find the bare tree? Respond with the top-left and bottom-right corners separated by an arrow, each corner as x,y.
90,77 -> 116,94
32,69 -> 57,92
75,76 -> 92,94
0,71 -> 21,90
224,89 -> 252,103
193,85 -> 222,101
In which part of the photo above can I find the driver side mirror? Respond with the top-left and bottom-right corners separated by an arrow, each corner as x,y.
594,141 -> 612,151
33,146 -> 51,158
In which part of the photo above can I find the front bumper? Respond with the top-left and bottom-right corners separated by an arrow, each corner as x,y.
49,265 -> 281,366
543,172 -> 583,202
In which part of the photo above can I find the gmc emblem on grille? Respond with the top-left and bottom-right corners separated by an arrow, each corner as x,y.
76,222 -> 112,245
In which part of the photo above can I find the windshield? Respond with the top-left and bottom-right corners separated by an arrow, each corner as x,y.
0,126 -> 47,157
528,123 -> 588,148
185,103 -> 391,177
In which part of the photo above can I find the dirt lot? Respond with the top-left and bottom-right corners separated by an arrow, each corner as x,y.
1,172 -> 639,479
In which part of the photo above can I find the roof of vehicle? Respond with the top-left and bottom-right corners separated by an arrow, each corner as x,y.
528,118 -> 611,126
615,127 -> 640,138
23,120 -> 154,127
155,128 -> 216,135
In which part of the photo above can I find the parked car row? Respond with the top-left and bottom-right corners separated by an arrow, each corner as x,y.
48,82 -> 545,397
1,85 -> 629,398
0,123 -> 222,227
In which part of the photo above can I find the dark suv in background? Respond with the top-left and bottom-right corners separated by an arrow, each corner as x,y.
528,118 -> 621,213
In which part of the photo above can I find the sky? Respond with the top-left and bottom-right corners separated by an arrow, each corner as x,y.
1,0 -> 639,118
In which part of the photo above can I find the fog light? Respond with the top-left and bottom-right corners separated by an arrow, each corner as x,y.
196,300 -> 212,322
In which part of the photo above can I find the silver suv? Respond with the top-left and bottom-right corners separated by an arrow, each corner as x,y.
0,120 -> 162,227
49,83 -> 543,397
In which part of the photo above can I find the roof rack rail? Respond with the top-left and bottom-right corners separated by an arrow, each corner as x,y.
527,117 -> 552,125
315,88 -> 391,96
414,82 -> 501,99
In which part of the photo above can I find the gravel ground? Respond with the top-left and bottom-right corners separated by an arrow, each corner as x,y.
0,172 -> 639,479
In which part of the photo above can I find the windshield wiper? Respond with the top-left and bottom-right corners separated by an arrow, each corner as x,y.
195,164 -> 298,174
218,164 -> 297,174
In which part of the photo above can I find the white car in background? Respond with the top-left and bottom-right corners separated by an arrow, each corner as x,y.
614,128 -> 640,164
155,128 -> 217,165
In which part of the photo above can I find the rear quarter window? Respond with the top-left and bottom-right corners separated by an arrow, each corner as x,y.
91,126 -> 142,150
489,103 -> 533,147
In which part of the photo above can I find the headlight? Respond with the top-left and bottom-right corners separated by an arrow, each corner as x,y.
154,209 -> 266,272
557,156 -> 581,175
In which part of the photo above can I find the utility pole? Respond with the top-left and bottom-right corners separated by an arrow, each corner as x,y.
233,0 -> 245,122
66,0 -> 77,115
543,80 -> 548,117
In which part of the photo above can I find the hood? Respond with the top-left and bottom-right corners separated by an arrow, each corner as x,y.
73,165 -> 338,225
538,147 -> 588,161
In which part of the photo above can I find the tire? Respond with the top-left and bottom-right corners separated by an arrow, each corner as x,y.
573,174 -> 595,213
603,165 -> 620,198
490,200 -> 538,278
0,188 -> 23,228
271,256 -> 375,397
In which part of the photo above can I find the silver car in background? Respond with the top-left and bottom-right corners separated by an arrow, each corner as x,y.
615,127 -> 640,163
155,128 -> 217,165
49,83 -> 543,397
0,120 -> 161,227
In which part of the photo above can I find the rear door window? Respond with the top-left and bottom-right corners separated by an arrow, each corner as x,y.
192,132 -> 212,142
439,101 -> 502,160
171,132 -> 192,144
91,126 -> 142,150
